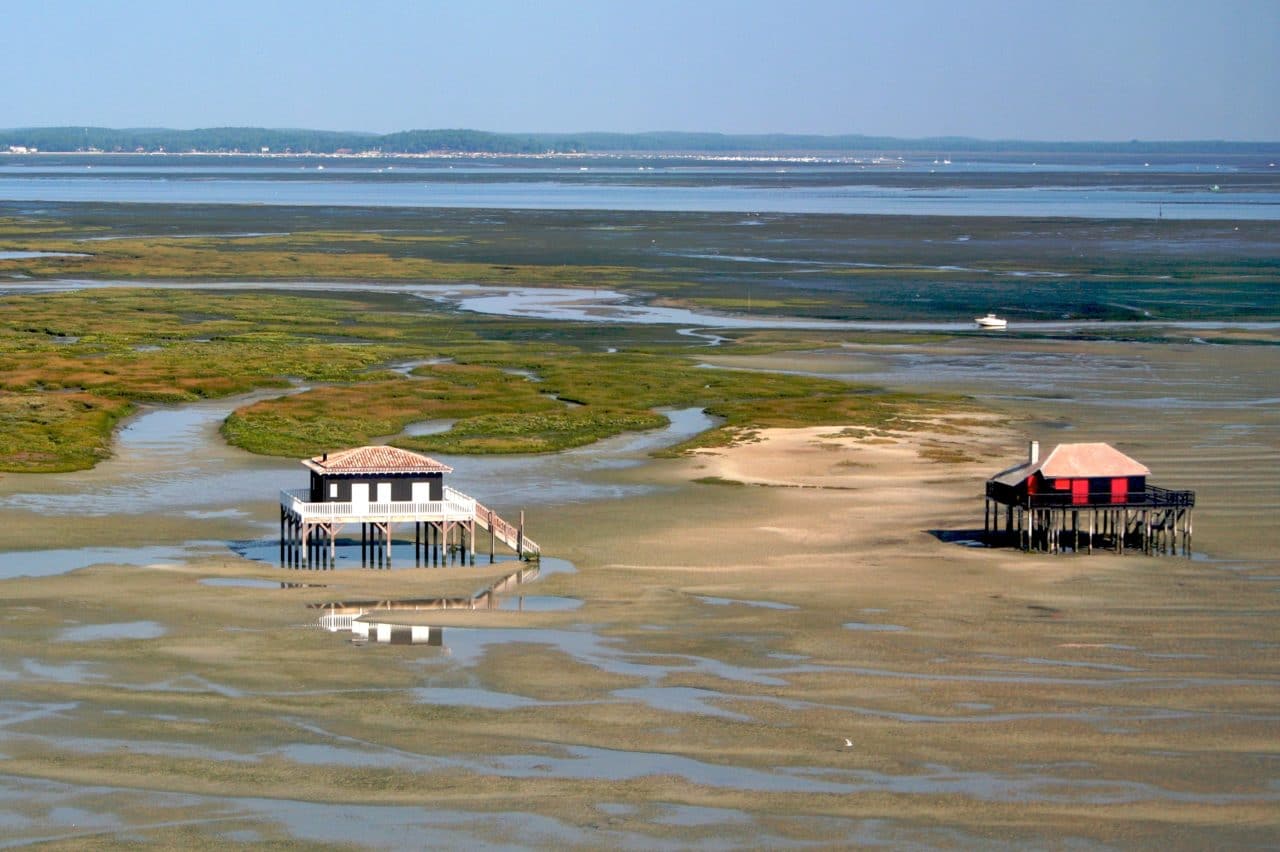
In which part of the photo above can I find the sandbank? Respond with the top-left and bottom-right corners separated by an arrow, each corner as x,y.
0,401 -> 1275,847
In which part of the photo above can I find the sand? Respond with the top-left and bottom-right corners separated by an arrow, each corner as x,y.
0,392 -> 1276,847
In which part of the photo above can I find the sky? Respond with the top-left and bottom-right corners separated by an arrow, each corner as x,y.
4,0 -> 1278,140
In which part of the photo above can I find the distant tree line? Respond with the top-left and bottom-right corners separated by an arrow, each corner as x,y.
0,127 -> 576,155
1,126 -> 1276,156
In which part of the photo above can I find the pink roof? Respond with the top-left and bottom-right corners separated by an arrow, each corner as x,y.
992,442 -> 1149,485
302,446 -> 452,475
1040,443 -> 1149,478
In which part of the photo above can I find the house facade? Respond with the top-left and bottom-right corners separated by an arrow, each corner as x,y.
303,445 -> 451,506
986,441 -> 1151,507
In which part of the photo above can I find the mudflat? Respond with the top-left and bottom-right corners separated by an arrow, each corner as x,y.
0,197 -> 1276,846
1,344 -> 1276,847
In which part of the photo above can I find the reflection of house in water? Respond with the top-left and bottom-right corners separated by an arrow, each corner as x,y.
354,622 -> 443,646
311,564 -> 541,644
985,441 -> 1195,554
279,446 -> 539,568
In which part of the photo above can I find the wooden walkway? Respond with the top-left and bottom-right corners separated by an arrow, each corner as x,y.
280,486 -> 539,568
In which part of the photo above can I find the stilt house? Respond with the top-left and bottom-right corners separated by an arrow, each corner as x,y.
985,441 -> 1194,555
280,445 -> 538,568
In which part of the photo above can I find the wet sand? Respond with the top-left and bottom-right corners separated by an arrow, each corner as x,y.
0,340 -> 1277,848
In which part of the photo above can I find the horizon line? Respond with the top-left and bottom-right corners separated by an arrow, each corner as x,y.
3,125 -> 1280,147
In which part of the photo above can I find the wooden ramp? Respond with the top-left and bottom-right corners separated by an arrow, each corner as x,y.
473,499 -> 540,559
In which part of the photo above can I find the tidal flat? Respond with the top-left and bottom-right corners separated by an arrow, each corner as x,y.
0,198 -> 1276,848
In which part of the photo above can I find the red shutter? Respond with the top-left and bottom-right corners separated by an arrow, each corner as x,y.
1110,477 -> 1128,504
1072,479 -> 1089,505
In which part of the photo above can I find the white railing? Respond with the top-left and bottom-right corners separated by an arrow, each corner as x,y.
280,484 -> 538,558
281,486 -> 476,521
318,613 -> 360,632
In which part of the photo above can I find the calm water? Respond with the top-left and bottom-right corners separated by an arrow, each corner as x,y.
0,394 -> 716,575
11,279 -> 1280,335
2,158 -> 1276,847
2,159 -> 1278,219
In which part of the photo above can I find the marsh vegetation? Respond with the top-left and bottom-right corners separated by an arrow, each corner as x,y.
2,201 -> 1275,470
0,187 -> 1277,846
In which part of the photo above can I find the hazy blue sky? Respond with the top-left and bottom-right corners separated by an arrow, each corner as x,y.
5,0 -> 1278,140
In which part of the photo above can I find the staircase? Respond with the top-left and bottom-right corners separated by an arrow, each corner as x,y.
473,499 -> 540,559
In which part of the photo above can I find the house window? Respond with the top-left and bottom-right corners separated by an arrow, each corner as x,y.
329,483 -> 338,498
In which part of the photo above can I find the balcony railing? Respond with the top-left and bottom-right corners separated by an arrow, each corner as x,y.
281,486 -> 477,520
986,482 -> 1195,509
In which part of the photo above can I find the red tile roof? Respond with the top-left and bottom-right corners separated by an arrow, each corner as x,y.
992,442 -> 1149,486
302,446 -> 452,475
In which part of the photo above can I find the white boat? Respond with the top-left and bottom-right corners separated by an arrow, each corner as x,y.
974,312 -> 1007,329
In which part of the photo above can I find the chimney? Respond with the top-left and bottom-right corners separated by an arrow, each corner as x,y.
322,452 -> 328,461
1028,440 -> 1040,465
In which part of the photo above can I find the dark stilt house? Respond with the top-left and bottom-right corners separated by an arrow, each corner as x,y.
985,441 -> 1194,555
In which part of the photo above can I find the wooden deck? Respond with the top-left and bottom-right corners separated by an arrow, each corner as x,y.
280,486 -> 476,523
279,485 -> 539,567
985,483 -> 1196,510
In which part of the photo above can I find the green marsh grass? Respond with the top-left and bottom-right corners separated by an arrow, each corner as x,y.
0,391 -> 135,472
0,284 -> 969,470
17,206 -> 1226,470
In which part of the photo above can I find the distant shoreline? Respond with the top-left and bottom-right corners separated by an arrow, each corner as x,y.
4,149 -> 1278,170
1,149 -> 903,165
4,126 -> 1279,158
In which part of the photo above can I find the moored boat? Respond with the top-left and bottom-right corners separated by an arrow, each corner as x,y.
975,312 -> 1007,329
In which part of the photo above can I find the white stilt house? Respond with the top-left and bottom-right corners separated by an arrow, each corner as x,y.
279,445 -> 537,567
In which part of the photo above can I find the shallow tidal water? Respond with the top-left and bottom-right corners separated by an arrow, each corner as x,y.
11,278 -> 1280,337
0,281 -> 1276,846
0,394 -> 715,576
2,157 -> 1279,219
